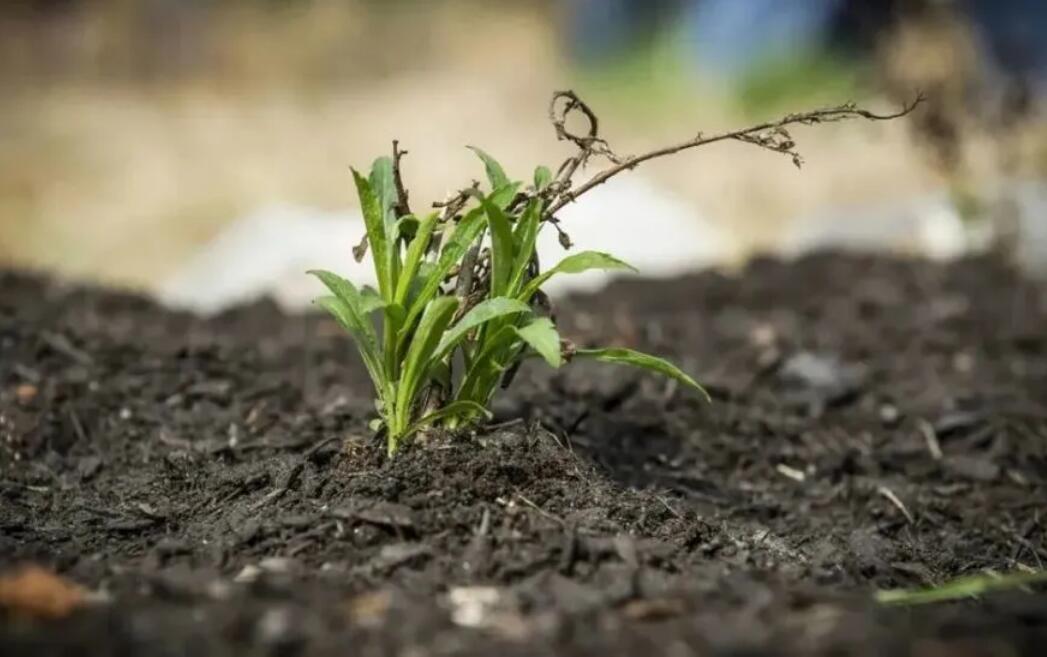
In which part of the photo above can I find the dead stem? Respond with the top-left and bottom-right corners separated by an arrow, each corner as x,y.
392,140 -> 412,219
543,91 -> 926,217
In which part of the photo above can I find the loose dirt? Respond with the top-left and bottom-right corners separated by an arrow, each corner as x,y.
2,252 -> 1046,655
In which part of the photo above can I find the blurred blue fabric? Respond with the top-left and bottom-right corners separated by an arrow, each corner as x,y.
967,0 -> 1047,81
681,0 -> 846,76
564,0 -> 1047,87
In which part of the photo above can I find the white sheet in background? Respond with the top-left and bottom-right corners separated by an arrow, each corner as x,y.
157,176 -> 731,314
156,178 -> 1047,315
782,194 -> 968,261
783,180 -> 1047,269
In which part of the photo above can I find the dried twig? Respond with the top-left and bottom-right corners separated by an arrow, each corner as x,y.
548,90 -> 622,187
352,232 -> 369,263
877,485 -> 915,524
433,182 -> 479,219
392,140 -> 412,218
428,181 -> 480,258
917,418 -> 943,460
543,91 -> 925,217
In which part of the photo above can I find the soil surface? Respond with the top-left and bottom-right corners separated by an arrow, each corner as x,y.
2,251 -> 1047,656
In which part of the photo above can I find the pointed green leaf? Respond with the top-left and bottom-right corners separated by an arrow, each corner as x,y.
575,347 -> 708,399
488,181 -> 521,210
357,284 -> 404,335
384,303 -> 406,333
534,165 -> 553,190
399,207 -> 487,341
481,197 -> 514,297
369,156 -> 398,229
395,212 -> 440,305
508,199 -> 542,295
393,214 -> 420,242
396,296 -> 460,426
468,146 -> 510,191
359,286 -> 386,315
428,359 -> 451,390
434,297 -> 531,361
308,270 -> 378,343
402,400 -> 493,439
876,570 -> 1047,606
518,251 -> 637,301
404,261 -> 436,307
308,271 -> 386,381
314,295 -> 385,391
515,317 -> 562,368
369,158 -> 402,297
455,325 -> 519,404
352,168 -> 393,299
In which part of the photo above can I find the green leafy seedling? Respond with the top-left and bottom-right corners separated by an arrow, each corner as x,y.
313,90 -> 919,455
312,154 -> 702,455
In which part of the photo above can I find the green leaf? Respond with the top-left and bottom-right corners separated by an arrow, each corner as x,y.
396,296 -> 460,430
369,158 -> 402,298
313,295 -> 385,391
468,146 -> 510,191
433,297 -> 531,361
876,570 -> 1047,606
308,270 -> 379,345
481,197 -> 514,297
393,214 -> 420,242
352,168 -> 393,299
508,199 -> 542,295
394,212 -> 440,306
515,317 -> 562,368
455,325 -> 520,404
402,400 -> 493,439
518,251 -> 637,302
533,165 -> 553,190
384,303 -> 406,331
575,347 -> 708,399
314,295 -> 370,352
369,156 -> 398,229
488,182 -> 521,210
308,272 -> 387,388
428,359 -> 451,390
358,286 -> 405,332
404,262 -> 437,307
359,286 -> 386,315
399,207 -> 487,341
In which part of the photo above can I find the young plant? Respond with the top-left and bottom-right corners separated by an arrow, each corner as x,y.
313,91 -> 920,456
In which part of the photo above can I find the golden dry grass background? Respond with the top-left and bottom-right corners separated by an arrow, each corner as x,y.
1,0 -> 1039,290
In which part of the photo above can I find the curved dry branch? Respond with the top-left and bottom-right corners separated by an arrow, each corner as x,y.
544,92 -> 926,217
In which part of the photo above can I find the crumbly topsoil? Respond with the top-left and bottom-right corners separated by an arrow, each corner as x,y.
1,252 -> 1046,656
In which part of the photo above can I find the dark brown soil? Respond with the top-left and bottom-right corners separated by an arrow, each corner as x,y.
2,251 -> 1046,656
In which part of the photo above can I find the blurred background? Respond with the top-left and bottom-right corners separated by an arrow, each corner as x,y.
2,0 -> 1047,311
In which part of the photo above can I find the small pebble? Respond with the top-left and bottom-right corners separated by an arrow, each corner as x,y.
259,557 -> 297,574
15,384 -> 37,405
233,565 -> 262,583
879,404 -> 900,426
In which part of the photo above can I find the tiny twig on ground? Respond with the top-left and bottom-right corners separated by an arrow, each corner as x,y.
917,419 -> 943,460
513,492 -> 565,526
877,485 -> 915,524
